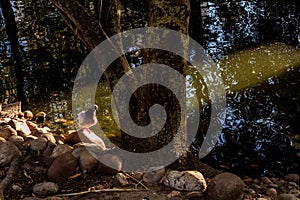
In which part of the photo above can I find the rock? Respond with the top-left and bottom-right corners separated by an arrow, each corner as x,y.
261,176 -> 273,184
71,146 -> 86,159
186,191 -> 205,199
26,121 -> 38,131
33,182 -> 59,196
278,194 -> 298,200
266,188 -> 277,200
11,184 -> 22,192
23,110 -> 34,120
0,137 -> 6,143
42,133 -> 56,144
143,166 -> 165,183
0,125 -> 17,139
50,144 -> 73,158
54,135 -> 65,144
163,170 -> 207,191
132,171 -> 144,180
167,190 -> 181,198
64,130 -> 81,145
32,127 -> 51,136
30,136 -> 48,151
116,173 -> 129,185
15,120 -> 31,137
9,135 -> 24,143
48,152 -> 78,182
206,172 -> 245,200
9,135 -> 27,149
0,141 -> 22,166
97,154 -> 122,175
35,112 -> 46,123
79,150 -> 98,173
284,174 -> 299,184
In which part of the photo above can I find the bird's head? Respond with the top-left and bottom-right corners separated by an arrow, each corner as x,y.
94,104 -> 98,111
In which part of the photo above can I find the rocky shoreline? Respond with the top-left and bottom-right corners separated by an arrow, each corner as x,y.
0,104 -> 299,200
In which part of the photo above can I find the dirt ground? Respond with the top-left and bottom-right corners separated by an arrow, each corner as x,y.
4,151 -> 221,200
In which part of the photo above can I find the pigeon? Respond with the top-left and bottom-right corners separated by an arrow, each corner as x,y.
76,104 -> 98,133
75,104 -> 106,150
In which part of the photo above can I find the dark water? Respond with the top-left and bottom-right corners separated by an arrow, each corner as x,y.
0,0 -> 299,175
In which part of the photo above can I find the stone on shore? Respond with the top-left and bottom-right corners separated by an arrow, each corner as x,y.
143,166 -> 165,183
0,141 -> 22,166
79,150 -> 98,173
97,154 -> 122,175
47,152 -> 78,182
163,170 -> 207,191
33,182 -> 59,196
206,172 -> 245,200
0,125 -> 17,139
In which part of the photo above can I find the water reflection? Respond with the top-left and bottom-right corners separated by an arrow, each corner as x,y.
0,0 -> 299,175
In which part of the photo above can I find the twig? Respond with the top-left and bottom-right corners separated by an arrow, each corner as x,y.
56,188 -> 148,197
124,173 -> 148,190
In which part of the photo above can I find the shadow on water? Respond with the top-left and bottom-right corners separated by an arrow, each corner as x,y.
0,0 -> 299,175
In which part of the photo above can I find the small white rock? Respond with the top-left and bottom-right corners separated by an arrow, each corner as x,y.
33,182 -> 59,196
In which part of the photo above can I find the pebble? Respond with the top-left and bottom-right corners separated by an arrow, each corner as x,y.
33,182 -> 59,196
167,190 -> 181,198
116,173 -> 129,185
132,171 -> 144,180
11,184 -> 22,192
164,170 -> 207,191
206,172 -> 245,200
143,166 -> 165,183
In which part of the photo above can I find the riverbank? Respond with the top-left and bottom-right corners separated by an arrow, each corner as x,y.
0,104 -> 299,200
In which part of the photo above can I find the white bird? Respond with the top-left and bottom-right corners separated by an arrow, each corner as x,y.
76,104 -> 98,133
76,104 -> 106,150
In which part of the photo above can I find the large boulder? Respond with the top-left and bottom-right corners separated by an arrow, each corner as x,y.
206,172 -> 245,200
47,152 -> 78,182
79,150 -> 98,173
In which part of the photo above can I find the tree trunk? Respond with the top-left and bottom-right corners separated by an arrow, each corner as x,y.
121,0 -> 191,155
0,0 -> 26,104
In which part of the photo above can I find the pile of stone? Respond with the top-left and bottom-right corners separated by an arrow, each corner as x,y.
0,103 -> 121,196
0,103 -> 299,200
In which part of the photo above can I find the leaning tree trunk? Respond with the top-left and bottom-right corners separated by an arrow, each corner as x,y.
50,0 -> 131,85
